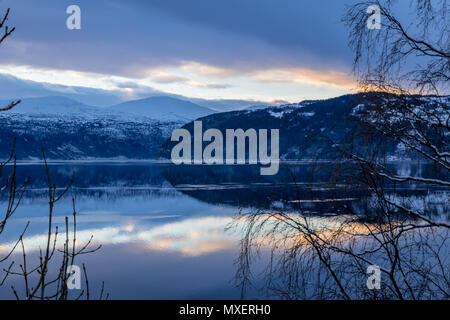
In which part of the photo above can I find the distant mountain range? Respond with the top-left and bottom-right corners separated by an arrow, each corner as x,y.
0,73 -> 271,111
1,96 -> 107,117
1,92 -> 447,161
160,93 -> 449,161
110,96 -> 215,122
1,95 -> 214,121
0,95 -> 213,159
245,100 -> 316,111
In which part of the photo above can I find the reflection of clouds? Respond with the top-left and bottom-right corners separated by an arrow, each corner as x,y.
0,212 -> 383,258
0,216 -> 236,257
0,213 -> 394,257
12,213 -> 182,224
0,212 -> 346,257
136,216 -> 234,256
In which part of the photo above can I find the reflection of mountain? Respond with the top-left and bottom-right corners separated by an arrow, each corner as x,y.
161,162 -> 447,216
1,162 -> 169,188
162,163 -> 354,211
0,163 -> 446,218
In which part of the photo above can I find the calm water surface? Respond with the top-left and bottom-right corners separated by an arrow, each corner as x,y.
0,161 -> 447,299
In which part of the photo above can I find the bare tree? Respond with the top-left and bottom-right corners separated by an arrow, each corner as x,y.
0,8 -> 107,300
345,0 -> 449,95
0,8 -> 20,112
233,0 -> 449,300
341,0 -> 449,234
3,150 -> 106,300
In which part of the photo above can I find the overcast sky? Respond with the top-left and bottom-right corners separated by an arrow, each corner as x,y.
0,0 -> 415,104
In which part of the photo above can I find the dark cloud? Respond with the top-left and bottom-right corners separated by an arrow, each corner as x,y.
0,0 -> 361,77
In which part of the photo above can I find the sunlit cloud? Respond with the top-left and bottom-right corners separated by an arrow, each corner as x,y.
0,214 -> 369,258
179,62 -> 240,78
0,216 -> 236,257
254,68 -> 357,89
0,61 -> 355,104
0,0 -> 366,104
0,65 -> 118,91
151,73 -> 189,84
189,81 -> 233,89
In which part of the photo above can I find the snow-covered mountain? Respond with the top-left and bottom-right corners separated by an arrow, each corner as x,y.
2,96 -> 104,117
0,96 -> 210,160
1,95 -> 217,122
245,104 -> 273,111
0,113 -> 180,160
161,93 -> 450,161
1,93 -> 448,161
109,96 -> 215,122
0,96 -> 147,122
245,100 -> 319,111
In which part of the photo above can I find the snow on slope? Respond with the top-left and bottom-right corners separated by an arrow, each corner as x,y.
109,96 -> 215,122
0,95 -> 216,123
2,96 -> 99,116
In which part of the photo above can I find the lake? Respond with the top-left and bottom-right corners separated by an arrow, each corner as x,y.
0,161 -> 447,299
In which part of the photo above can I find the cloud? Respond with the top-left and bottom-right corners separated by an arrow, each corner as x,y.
0,72 -> 271,111
191,82 -> 233,89
0,1 -> 366,102
0,216 -> 236,257
254,68 -> 356,89
180,62 -> 240,78
115,81 -> 142,89
0,0 -> 355,78
0,73 -> 125,106
151,74 -> 188,84
203,83 -> 233,89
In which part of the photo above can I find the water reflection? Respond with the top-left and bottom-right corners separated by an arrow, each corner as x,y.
0,161 -> 447,299
0,216 -> 236,256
